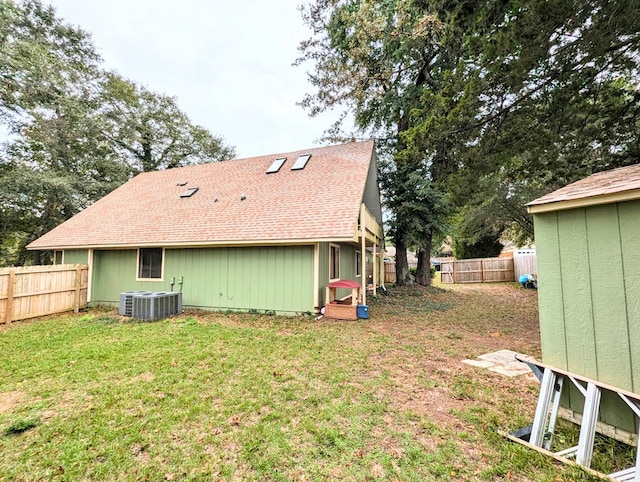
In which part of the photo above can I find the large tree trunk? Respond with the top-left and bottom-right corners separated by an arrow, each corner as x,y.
415,232 -> 433,286
394,230 -> 411,286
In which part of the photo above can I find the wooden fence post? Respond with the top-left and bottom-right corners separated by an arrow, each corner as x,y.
5,269 -> 15,324
74,266 -> 81,313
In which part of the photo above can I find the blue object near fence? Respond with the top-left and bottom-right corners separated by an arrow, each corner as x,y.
357,304 -> 369,319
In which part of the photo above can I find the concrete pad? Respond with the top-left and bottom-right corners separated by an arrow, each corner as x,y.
488,364 -> 532,377
464,349 -> 534,378
461,359 -> 495,369
477,349 -> 518,364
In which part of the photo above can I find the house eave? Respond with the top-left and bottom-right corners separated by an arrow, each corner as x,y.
27,237 -> 359,251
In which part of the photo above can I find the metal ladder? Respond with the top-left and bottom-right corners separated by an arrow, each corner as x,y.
513,356 -> 640,481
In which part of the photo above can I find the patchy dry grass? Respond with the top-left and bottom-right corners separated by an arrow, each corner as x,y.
0,281 -> 628,481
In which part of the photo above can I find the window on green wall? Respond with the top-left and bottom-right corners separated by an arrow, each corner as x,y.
329,244 -> 340,280
54,250 -> 63,265
138,248 -> 163,280
355,250 -> 361,277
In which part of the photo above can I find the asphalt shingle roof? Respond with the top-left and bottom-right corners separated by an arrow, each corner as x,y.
28,141 -> 377,249
527,163 -> 640,211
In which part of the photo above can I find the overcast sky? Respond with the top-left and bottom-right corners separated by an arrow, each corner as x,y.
49,0 -> 345,158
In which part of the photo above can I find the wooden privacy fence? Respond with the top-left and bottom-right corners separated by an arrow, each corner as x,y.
0,264 -> 88,324
384,262 -> 396,284
384,261 -> 419,284
440,257 -> 515,283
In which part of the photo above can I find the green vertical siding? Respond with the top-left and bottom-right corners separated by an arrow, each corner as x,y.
316,242 -> 363,305
318,243 -> 329,305
585,204 -> 632,388
534,213 -> 568,369
619,201 -> 640,392
534,199 -> 640,433
536,203 -> 640,389
556,209 -> 597,379
63,249 -> 88,264
91,246 -> 315,314
340,244 -> 357,281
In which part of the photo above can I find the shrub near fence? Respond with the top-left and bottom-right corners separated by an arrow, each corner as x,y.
440,257 -> 515,283
0,264 -> 88,324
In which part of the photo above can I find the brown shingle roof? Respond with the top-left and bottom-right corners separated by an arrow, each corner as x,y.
527,163 -> 640,213
28,141 -> 377,249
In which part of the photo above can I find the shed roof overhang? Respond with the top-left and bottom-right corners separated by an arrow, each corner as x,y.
527,189 -> 640,214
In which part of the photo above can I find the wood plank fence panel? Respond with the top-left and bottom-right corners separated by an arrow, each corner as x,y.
440,257 -> 515,284
483,258 -> 517,282
454,259 -> 484,283
384,262 -> 396,284
440,260 -> 454,283
384,256 -> 522,285
0,264 -> 88,324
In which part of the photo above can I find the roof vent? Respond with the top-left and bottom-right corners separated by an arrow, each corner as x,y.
176,181 -> 187,186
291,154 -> 311,170
267,157 -> 287,174
180,187 -> 199,198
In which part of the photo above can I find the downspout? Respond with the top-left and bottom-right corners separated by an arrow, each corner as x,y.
372,241 -> 377,296
87,248 -> 94,303
380,246 -> 386,290
313,243 -> 319,310
360,204 -> 367,305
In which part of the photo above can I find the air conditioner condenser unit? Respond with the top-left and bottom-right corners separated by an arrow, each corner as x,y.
132,291 -> 182,321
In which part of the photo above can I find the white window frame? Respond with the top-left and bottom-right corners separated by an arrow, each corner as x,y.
53,250 -> 64,265
136,247 -> 165,281
355,250 -> 362,277
329,243 -> 340,281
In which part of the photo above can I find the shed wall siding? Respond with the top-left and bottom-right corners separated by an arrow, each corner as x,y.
91,246 -> 315,314
534,199 -> 640,432
534,213 -> 569,369
619,201 -> 640,393
535,202 -> 640,391
556,209 -> 597,379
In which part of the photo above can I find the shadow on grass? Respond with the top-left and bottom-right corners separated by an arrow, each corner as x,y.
369,285 -> 455,314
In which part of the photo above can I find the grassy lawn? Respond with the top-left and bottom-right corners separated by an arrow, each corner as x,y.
0,281 -> 626,481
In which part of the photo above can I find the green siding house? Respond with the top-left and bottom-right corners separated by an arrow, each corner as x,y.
28,141 -> 385,315
527,163 -> 640,435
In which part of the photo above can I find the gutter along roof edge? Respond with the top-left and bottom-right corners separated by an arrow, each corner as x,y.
26,237 -> 361,251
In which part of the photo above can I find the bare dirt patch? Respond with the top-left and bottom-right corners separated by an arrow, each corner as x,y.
364,282 -> 542,470
0,390 -> 27,414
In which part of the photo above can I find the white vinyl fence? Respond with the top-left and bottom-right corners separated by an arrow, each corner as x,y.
513,251 -> 537,279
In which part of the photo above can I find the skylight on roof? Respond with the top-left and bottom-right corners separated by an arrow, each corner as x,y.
291,154 -> 311,170
266,157 -> 287,174
180,187 -> 199,198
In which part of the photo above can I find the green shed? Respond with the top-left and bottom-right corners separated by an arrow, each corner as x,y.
27,141 -> 385,315
527,163 -> 640,441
